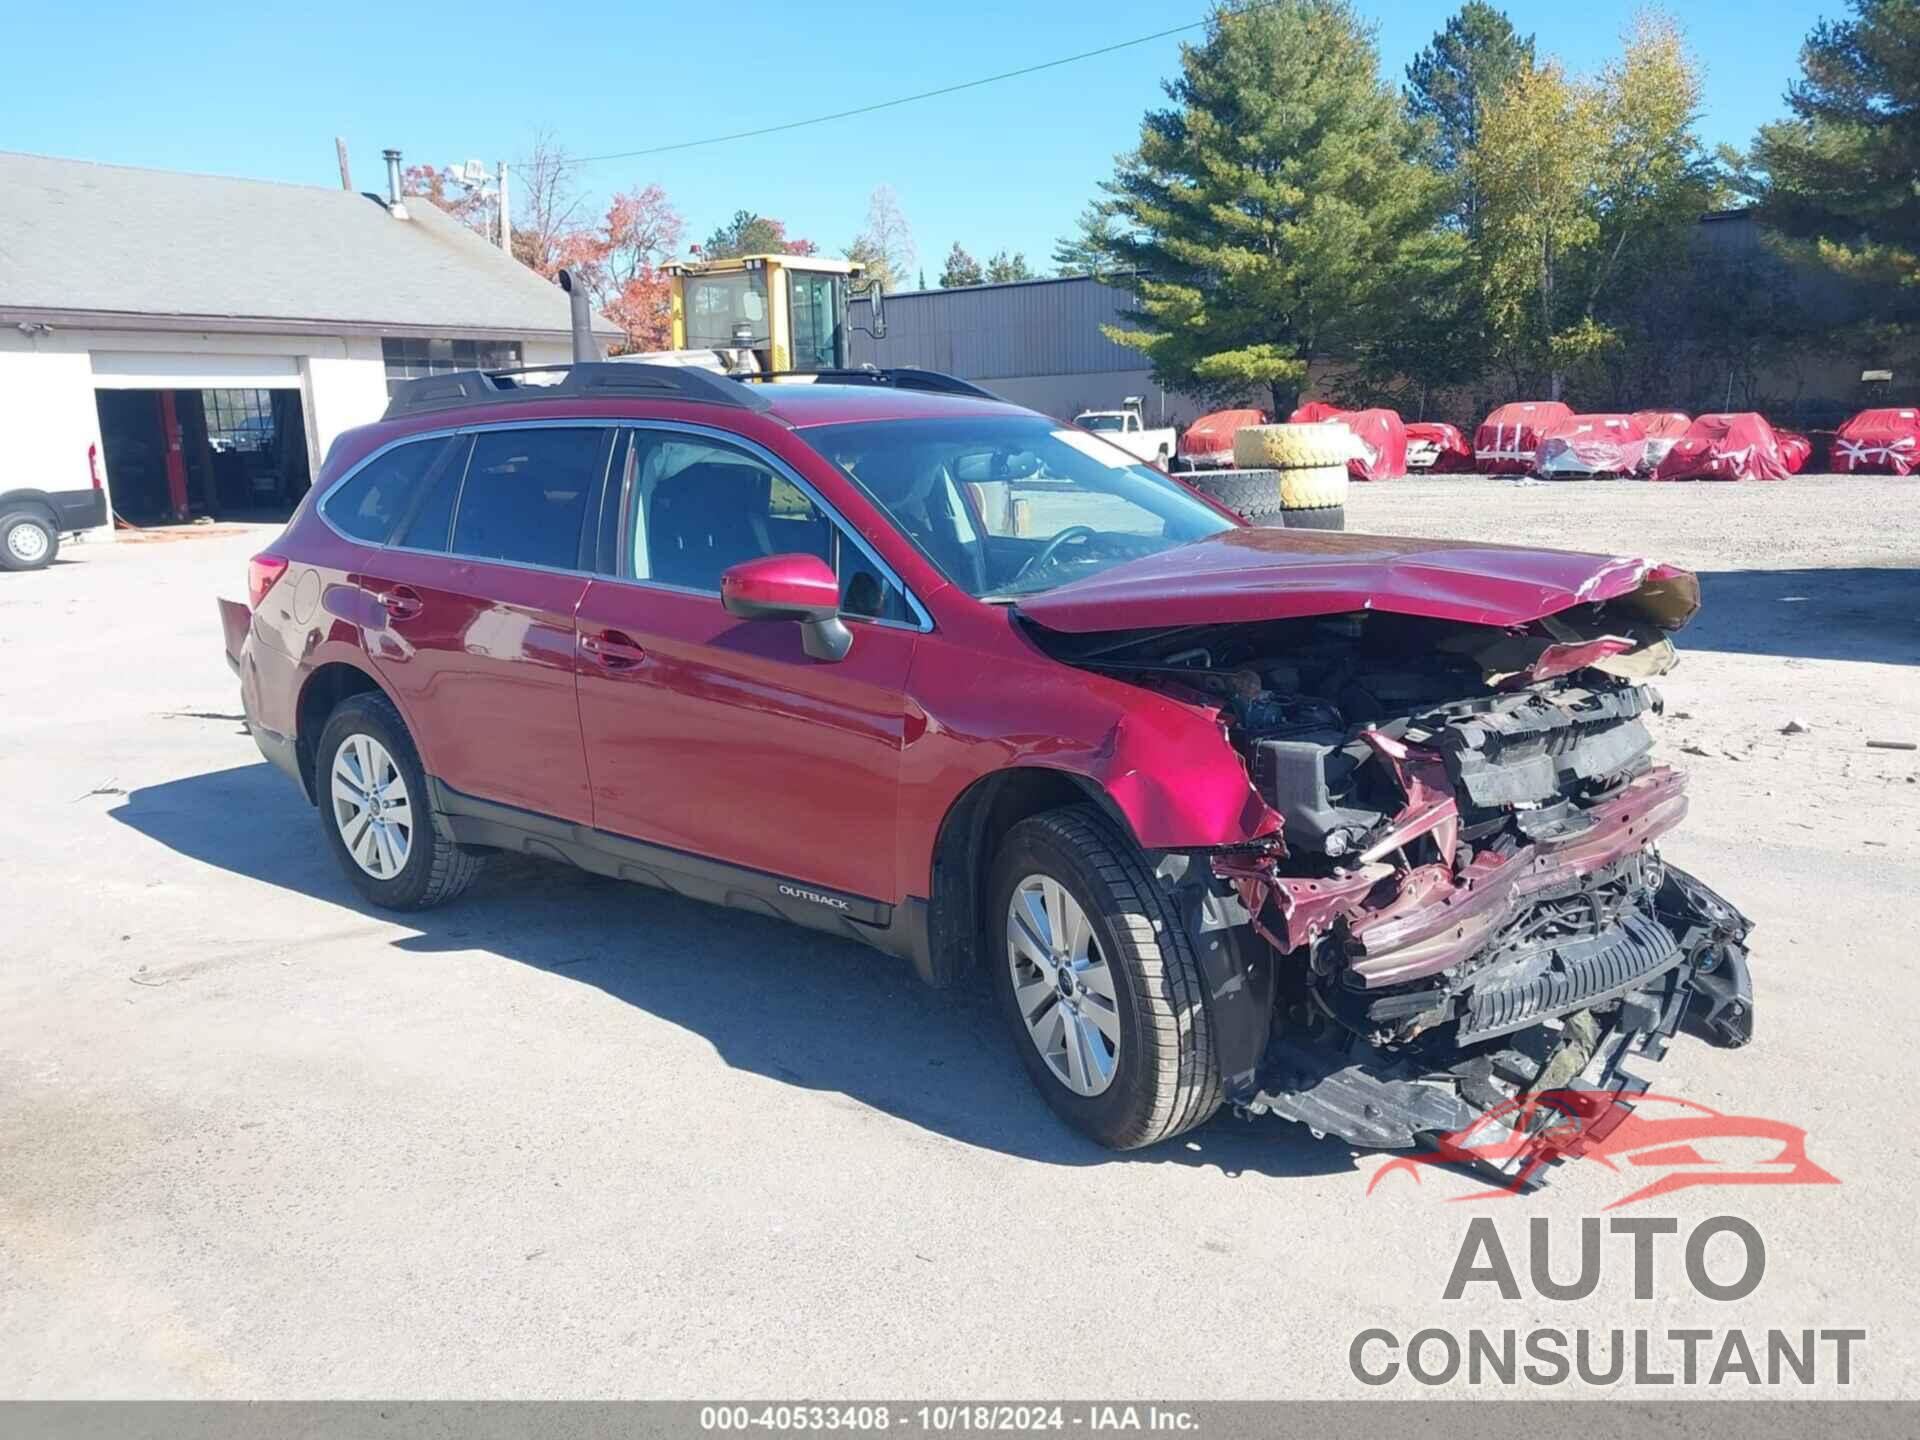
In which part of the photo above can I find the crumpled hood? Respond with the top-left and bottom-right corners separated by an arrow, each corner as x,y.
1015,528 -> 1700,634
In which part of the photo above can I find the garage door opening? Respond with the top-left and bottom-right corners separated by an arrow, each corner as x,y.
95,388 -> 311,526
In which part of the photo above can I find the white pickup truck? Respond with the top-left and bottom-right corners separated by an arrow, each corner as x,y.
1073,397 -> 1177,469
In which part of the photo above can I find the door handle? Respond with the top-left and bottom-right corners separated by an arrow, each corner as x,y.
581,629 -> 647,669
373,585 -> 422,621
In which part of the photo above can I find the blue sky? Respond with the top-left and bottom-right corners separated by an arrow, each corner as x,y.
4,1 -> 1831,286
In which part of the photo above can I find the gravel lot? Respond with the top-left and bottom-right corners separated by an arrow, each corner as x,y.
2,476 -> 1916,1399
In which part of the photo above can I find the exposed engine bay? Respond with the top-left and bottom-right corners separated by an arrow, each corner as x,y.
1027,601 -> 1755,1185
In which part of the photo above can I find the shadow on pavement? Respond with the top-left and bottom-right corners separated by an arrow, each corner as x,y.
111,762 -> 1354,1183
1682,567 -> 1920,665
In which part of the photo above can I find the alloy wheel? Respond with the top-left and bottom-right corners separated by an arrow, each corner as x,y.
331,733 -> 413,879
1006,874 -> 1121,1096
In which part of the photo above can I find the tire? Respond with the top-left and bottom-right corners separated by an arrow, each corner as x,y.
0,510 -> 59,572
315,692 -> 483,910
1277,504 -> 1345,531
989,804 -> 1223,1149
1233,422 -> 1359,471
1275,462 -> 1349,510
1187,467 -> 1348,530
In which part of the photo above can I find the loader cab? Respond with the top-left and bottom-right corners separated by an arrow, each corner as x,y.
668,254 -> 869,375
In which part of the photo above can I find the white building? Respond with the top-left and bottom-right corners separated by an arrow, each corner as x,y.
0,150 -> 611,531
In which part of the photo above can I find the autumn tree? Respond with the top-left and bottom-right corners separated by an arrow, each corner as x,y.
845,185 -> 916,292
509,130 -> 594,278
402,164 -> 496,240
701,210 -> 817,259
939,243 -> 985,287
1751,0 -> 1920,330
1471,14 -> 1711,396
1102,0 -> 1459,413
563,185 -> 686,353
1404,3 -> 1534,228
984,251 -> 1035,283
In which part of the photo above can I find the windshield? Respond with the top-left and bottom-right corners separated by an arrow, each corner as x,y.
1078,413 -> 1125,432
802,415 -> 1236,600
684,271 -> 769,349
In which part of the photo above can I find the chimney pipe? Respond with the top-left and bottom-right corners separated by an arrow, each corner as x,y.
559,269 -> 600,364
382,148 -> 408,219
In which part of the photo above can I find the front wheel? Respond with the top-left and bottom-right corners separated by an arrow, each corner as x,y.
989,805 -> 1223,1149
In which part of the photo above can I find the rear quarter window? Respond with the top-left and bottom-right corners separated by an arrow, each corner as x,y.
323,437 -> 452,544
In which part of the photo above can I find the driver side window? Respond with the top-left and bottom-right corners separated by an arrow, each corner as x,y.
623,429 -> 911,623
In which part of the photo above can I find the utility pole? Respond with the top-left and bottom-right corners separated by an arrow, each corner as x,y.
497,161 -> 512,255
335,137 -> 353,191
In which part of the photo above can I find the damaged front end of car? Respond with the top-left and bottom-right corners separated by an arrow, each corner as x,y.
1022,546 -> 1754,1187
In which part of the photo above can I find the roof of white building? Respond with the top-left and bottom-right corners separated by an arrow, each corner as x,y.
0,150 -> 613,339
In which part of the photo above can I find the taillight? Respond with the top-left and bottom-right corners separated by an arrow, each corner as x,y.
88,443 -> 104,490
248,553 -> 289,609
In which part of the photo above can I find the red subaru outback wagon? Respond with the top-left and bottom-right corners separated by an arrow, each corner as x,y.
219,361 -> 1754,1169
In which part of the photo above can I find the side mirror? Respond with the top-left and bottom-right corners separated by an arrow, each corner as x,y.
720,554 -> 852,662
868,280 -> 885,339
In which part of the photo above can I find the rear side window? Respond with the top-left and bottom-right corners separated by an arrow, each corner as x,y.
324,437 -> 451,544
392,435 -> 472,553
451,427 -> 607,569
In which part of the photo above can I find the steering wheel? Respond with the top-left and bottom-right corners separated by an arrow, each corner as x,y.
1013,525 -> 1098,584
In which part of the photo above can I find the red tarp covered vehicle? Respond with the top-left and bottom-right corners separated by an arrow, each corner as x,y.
1406,421 -> 1474,472
1651,412 -> 1791,482
1833,407 -> 1920,475
1177,408 -> 1267,469
1777,431 -> 1813,474
1533,413 -> 1649,478
1289,404 -> 1409,481
1476,401 -> 1573,474
1633,411 -> 1692,473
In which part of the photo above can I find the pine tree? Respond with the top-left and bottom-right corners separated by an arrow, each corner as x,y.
1404,3 -> 1535,227
984,251 -> 1035,283
939,243 -> 985,288
702,210 -> 816,259
1051,203 -> 1126,277
1752,0 -> 1920,318
1103,0 -> 1459,414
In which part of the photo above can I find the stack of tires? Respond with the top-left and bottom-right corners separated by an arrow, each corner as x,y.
1182,423 -> 1351,531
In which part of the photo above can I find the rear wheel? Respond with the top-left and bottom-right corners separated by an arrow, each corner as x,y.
316,693 -> 483,910
0,510 -> 58,572
989,805 -> 1222,1149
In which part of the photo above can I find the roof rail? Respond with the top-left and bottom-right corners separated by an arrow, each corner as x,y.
746,367 -> 1003,401
382,362 -> 774,419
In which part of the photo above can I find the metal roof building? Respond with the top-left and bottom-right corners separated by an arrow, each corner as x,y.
849,274 -> 1208,426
